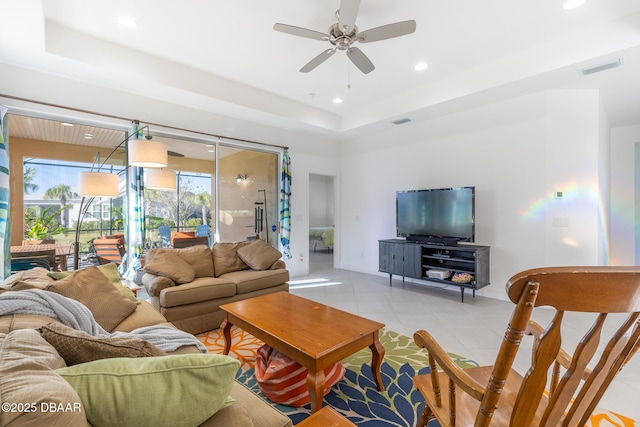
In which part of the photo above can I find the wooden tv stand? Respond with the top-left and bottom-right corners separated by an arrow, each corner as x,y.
378,239 -> 490,302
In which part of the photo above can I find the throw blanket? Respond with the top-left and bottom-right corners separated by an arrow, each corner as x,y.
0,290 -> 207,353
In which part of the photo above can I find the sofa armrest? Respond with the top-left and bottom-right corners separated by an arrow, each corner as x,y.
142,272 -> 176,297
270,260 -> 286,270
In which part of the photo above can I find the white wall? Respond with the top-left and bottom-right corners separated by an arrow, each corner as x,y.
610,124 -> 640,265
338,89 -> 607,300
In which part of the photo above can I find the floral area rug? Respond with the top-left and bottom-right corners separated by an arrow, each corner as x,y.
196,326 -> 635,427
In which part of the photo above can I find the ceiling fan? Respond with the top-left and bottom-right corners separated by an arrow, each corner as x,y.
274,0 -> 416,74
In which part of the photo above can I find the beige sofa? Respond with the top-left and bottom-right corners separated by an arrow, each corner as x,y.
142,240 -> 290,334
0,267 -> 292,427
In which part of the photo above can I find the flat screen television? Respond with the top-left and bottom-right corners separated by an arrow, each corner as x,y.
396,186 -> 475,245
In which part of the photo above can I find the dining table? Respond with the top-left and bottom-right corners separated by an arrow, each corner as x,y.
10,243 -> 73,271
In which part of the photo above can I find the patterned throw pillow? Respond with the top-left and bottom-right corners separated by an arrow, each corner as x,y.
39,322 -> 166,366
255,344 -> 345,406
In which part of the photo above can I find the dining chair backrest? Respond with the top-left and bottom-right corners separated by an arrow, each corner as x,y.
172,236 -> 210,249
11,256 -> 52,272
11,248 -> 56,270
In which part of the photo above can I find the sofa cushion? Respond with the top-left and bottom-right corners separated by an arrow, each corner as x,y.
48,263 -> 140,305
0,329 -> 86,426
144,250 -> 196,284
159,277 -> 237,308
0,313 -> 65,334
212,241 -> 251,277
174,245 -> 215,277
143,272 -> 176,297
237,239 -> 283,270
0,267 -> 54,290
221,269 -> 290,295
40,322 -> 166,366
46,266 -> 137,333
112,300 -> 170,332
146,245 -> 214,278
57,354 -> 240,427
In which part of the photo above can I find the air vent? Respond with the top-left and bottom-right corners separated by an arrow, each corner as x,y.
580,59 -> 622,76
168,151 -> 185,157
392,118 -> 412,125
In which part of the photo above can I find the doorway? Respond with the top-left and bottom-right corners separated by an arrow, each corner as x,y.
308,173 -> 335,272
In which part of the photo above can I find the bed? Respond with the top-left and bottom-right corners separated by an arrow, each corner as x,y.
309,226 -> 334,252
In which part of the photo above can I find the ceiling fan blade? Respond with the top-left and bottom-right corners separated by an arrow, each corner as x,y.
357,20 -> 416,43
273,23 -> 328,41
338,0 -> 361,32
347,47 -> 375,74
300,48 -> 337,73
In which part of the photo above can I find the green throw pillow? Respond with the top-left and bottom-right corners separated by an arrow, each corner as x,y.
48,264 -> 140,305
57,354 -> 239,427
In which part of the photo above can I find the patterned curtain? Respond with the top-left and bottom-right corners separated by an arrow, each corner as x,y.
279,150 -> 292,259
122,122 -> 145,279
0,105 -> 9,280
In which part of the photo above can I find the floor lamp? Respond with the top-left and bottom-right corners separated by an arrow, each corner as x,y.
73,124 -> 171,270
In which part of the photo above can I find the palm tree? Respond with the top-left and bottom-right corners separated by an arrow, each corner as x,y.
43,184 -> 78,227
23,166 -> 39,194
195,191 -> 211,225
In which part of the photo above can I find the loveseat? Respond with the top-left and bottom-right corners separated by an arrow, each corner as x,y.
142,239 -> 289,334
0,266 -> 292,427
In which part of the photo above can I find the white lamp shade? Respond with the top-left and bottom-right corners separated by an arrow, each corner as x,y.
145,168 -> 176,191
79,172 -> 120,197
128,139 -> 168,167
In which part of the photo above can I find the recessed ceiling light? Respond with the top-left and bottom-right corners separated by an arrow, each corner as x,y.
117,16 -> 137,28
207,149 -> 214,153
332,97 -> 343,104
414,62 -> 428,71
61,122 -> 74,127
563,0 -> 585,10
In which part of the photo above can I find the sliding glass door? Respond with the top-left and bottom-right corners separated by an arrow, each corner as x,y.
217,145 -> 278,245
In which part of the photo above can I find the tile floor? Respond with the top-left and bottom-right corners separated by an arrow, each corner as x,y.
291,262 -> 640,421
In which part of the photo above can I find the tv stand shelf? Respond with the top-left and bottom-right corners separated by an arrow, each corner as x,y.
379,239 -> 490,302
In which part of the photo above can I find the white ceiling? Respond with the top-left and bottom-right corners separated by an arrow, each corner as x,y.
1,0 -> 640,145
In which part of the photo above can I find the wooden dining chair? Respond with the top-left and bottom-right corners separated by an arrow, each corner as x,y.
11,248 -> 56,271
10,255 -> 53,272
413,266 -> 640,427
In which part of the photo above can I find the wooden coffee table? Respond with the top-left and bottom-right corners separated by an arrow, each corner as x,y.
220,291 -> 385,413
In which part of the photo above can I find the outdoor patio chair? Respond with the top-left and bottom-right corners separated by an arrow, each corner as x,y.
93,237 -> 124,265
195,224 -> 212,246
